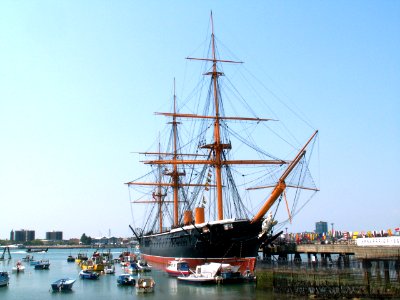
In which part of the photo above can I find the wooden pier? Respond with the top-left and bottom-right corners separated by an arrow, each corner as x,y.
261,242 -> 400,264
257,243 -> 400,298
0,246 -> 11,260
296,244 -> 400,260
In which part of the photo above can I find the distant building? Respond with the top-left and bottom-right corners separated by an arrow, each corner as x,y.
315,221 -> 328,235
11,229 -> 35,242
68,238 -> 80,245
46,231 -> 63,241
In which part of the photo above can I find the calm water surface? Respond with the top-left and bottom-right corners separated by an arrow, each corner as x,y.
0,248 -> 281,300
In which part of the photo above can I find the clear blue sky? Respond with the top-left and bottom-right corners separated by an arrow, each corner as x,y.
0,1 -> 399,240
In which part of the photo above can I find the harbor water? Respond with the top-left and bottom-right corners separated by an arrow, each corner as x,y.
0,248 -> 279,300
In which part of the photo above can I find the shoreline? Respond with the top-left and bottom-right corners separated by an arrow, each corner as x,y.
23,244 -> 130,250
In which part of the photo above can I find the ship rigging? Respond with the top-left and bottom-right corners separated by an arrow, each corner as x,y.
126,13 -> 319,272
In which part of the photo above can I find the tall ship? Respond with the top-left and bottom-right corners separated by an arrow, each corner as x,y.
126,14 -> 319,272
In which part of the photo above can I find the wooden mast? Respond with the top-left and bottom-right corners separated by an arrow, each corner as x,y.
150,12 -> 281,222
167,79 -> 185,226
128,13 -> 317,229
155,140 -> 164,232
172,79 -> 179,225
250,130 -> 318,224
210,12 -> 225,221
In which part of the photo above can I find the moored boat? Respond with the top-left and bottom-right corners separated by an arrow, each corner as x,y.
0,272 -> 9,287
30,260 -> 39,266
104,264 -> 115,274
51,278 -> 76,292
80,259 -> 104,272
79,269 -> 99,280
136,276 -> 155,293
137,260 -> 152,272
75,252 -> 88,264
12,261 -> 25,273
117,274 -> 135,286
119,251 -> 136,266
166,259 -> 190,277
22,255 -> 34,262
123,262 -> 139,274
177,262 -> 247,285
126,13 -> 319,274
34,259 -> 50,270
67,255 -> 75,262
26,247 -> 48,253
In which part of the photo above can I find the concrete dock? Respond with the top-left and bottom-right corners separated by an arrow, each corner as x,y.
261,242 -> 400,264
296,244 -> 400,260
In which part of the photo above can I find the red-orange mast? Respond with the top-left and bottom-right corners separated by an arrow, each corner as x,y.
130,12 -> 314,228
161,79 -> 185,227
210,12 -> 224,221
250,130 -> 319,224
171,79 -> 182,226
172,80 -> 179,225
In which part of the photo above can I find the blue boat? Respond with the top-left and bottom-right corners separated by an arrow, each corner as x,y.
124,262 -> 139,274
137,260 -> 152,272
117,274 -> 135,286
79,270 -> 99,280
34,259 -> 50,270
51,278 -> 76,291
0,272 -> 9,287
30,260 -> 39,266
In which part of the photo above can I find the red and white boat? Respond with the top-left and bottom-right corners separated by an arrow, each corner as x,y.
165,259 -> 190,277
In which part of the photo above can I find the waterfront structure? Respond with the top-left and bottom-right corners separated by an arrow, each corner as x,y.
315,221 -> 328,235
46,231 -> 63,241
11,229 -> 35,242
92,236 -> 122,246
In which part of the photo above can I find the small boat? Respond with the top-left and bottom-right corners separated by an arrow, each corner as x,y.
117,274 -> 135,286
79,270 -> 99,280
80,258 -> 104,272
34,259 -> 50,270
0,272 -> 9,287
166,259 -> 190,277
26,247 -> 48,253
22,255 -> 34,262
12,261 -> 25,273
102,249 -> 113,263
137,260 -> 152,272
177,262 -> 247,284
51,278 -> 76,292
67,255 -> 75,263
118,251 -> 136,264
136,276 -> 155,293
75,252 -> 88,264
104,264 -> 115,274
123,261 -> 139,274
30,260 -> 39,266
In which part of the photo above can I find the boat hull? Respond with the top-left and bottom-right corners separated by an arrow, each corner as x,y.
12,267 -> 25,273
34,264 -> 50,270
51,279 -> 76,292
139,219 -> 262,272
117,274 -> 135,286
165,268 -> 190,277
177,276 -> 215,284
79,271 -> 99,280
0,272 -> 9,287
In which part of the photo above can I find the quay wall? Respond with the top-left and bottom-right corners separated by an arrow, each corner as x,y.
296,244 -> 400,259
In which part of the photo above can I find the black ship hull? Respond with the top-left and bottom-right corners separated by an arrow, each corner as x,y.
138,219 -> 264,272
